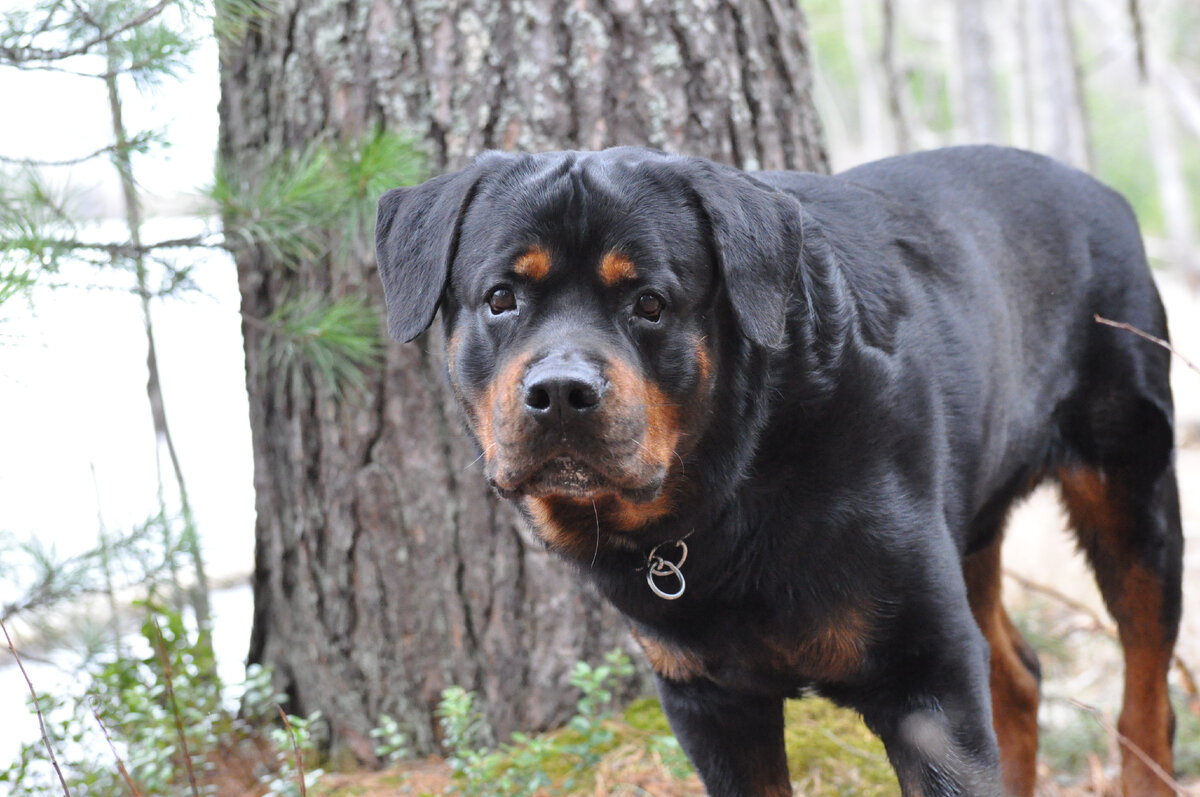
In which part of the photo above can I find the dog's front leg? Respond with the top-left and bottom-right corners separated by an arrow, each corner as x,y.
655,675 -> 791,797
852,628 -> 1006,797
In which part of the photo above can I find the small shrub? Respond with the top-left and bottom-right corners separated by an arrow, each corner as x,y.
433,649 -> 641,795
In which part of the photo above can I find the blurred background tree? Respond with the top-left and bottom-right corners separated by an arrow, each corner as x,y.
804,0 -> 1199,275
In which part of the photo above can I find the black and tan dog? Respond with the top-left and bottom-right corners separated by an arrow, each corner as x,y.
375,146 -> 1183,797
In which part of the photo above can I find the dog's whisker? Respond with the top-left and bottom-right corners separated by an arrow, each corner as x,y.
590,499 -> 601,568
464,443 -> 496,471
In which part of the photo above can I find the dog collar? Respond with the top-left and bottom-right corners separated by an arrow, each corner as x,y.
644,538 -> 688,600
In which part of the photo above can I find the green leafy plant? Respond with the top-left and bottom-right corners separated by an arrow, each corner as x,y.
434,649 -> 644,796
370,714 -> 410,765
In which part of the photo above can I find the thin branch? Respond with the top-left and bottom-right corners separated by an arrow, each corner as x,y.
89,700 -> 144,797
880,0 -> 912,153
1095,314 -> 1200,375
1127,0 -> 1148,82
276,706 -> 308,797
0,137 -> 157,167
0,619 -> 71,797
1004,568 -> 1200,710
150,618 -> 200,797
1061,697 -> 1198,796
0,0 -> 173,66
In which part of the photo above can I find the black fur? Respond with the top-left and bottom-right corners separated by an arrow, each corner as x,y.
376,145 -> 1183,797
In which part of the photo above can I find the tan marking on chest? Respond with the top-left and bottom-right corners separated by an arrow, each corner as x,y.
633,629 -> 706,682
772,606 -> 872,681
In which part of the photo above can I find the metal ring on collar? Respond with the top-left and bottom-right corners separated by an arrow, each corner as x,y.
646,559 -> 686,600
647,539 -> 688,569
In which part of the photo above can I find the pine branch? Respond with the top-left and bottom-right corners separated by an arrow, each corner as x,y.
0,514 -> 188,624
0,131 -> 161,166
0,0 -> 173,66
249,293 -> 384,400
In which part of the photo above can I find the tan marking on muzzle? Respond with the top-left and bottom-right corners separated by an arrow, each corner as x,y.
474,352 -> 532,464
606,358 -> 683,479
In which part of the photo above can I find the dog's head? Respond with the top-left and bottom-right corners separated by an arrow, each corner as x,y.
376,148 -> 804,554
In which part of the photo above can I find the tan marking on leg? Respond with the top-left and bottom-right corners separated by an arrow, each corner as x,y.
1058,466 -> 1178,797
598,251 -> 637,286
632,629 -> 706,682
964,536 -> 1039,797
1114,564 -> 1176,797
513,246 -> 552,281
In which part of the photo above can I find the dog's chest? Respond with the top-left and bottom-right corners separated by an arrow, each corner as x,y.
633,601 -> 875,691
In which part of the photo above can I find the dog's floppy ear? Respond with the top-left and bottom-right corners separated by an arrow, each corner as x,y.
375,159 -> 498,342
683,162 -> 805,349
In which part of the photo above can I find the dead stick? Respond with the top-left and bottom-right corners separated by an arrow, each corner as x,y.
150,619 -> 200,797
0,619 -> 71,796
276,706 -> 308,797
1004,569 -> 1200,709
1063,697 -> 1198,796
1095,314 -> 1200,375
89,700 -> 144,797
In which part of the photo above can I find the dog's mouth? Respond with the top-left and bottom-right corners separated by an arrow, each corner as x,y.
490,454 -> 665,504
524,455 -> 610,497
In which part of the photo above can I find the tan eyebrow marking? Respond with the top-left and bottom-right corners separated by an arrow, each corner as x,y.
598,251 -> 637,286
513,246 -> 552,281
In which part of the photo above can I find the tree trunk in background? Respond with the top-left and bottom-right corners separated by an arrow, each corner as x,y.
1026,0 -> 1091,168
952,0 -> 1000,143
880,0 -> 913,153
219,0 -> 827,761
1148,73 -> 1199,279
841,0 -> 886,159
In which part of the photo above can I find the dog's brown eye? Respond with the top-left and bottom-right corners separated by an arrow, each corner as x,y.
488,287 -> 517,315
634,292 -> 664,322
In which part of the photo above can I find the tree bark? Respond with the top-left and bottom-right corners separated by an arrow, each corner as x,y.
952,0 -> 1000,143
1025,0 -> 1091,168
880,0 -> 913,153
219,0 -> 828,761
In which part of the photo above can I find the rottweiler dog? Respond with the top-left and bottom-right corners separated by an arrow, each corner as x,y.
375,145 -> 1183,797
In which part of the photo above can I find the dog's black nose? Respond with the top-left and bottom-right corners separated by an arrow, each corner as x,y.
522,355 -> 606,419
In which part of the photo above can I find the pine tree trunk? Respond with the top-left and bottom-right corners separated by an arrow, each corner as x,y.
219,0 -> 827,761
952,0 -> 1000,143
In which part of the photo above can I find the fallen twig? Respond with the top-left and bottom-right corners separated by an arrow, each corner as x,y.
1095,314 -> 1200,375
88,699 -> 143,797
0,618 -> 70,796
277,706 -> 308,797
150,618 -> 200,797
1004,568 -> 1200,713
1061,697 -> 1198,796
